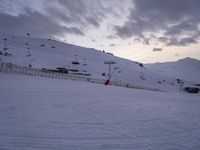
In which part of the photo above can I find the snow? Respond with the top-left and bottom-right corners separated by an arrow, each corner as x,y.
0,33 -> 181,92
0,73 -> 200,150
146,57 -> 200,83
0,32 -> 200,149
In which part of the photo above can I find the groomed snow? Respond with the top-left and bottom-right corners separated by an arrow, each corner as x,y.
0,73 -> 200,150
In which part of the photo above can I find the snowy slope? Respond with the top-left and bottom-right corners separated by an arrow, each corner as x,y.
146,57 -> 200,83
0,73 -> 200,150
0,32 -> 179,91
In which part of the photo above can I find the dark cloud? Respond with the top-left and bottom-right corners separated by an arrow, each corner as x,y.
86,17 -> 100,27
153,48 -> 163,52
0,10 -> 84,38
0,0 -> 110,38
164,21 -> 198,36
175,54 -> 180,56
51,0 -> 104,28
0,0 -> 129,41
114,0 -> 200,46
132,37 -> 150,45
166,37 -> 197,46
143,38 -> 150,45
110,44 -> 116,47
107,35 -> 117,39
91,39 -> 96,43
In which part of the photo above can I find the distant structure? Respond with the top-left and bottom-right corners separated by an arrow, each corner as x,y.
104,61 -> 115,80
3,38 -> 8,51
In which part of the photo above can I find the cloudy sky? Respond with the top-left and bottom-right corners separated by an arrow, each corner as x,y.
0,0 -> 200,63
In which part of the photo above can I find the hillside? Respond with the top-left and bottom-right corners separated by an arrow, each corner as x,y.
146,57 -> 200,83
0,33 -> 179,92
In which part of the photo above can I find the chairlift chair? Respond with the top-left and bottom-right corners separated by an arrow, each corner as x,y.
72,54 -> 80,65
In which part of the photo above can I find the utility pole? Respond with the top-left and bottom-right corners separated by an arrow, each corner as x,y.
104,61 -> 115,80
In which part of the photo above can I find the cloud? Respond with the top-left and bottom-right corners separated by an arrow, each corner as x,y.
114,0 -> 200,46
107,35 -> 117,39
0,0 -> 110,38
91,39 -> 96,43
175,54 -> 180,56
0,0 -> 130,41
110,44 -> 116,47
0,10 -> 84,38
153,48 -> 163,52
86,17 -> 100,27
164,22 -> 198,36
166,37 -> 197,46
50,0 -> 104,28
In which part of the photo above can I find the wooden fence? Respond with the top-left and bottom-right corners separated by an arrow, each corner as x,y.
0,62 -> 160,92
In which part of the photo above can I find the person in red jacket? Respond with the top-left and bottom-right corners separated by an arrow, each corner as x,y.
104,79 -> 110,85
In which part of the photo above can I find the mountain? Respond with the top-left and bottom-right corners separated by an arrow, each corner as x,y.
146,57 -> 200,83
0,33 -> 183,91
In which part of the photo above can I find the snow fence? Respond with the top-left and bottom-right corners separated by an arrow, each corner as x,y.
0,62 -> 160,92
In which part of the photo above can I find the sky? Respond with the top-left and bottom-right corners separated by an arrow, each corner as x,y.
0,0 -> 200,63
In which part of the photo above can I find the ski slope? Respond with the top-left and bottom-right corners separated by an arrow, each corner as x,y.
0,73 -> 200,150
0,33 -> 181,92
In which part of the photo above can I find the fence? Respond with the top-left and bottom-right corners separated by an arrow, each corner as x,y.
0,62 -> 160,92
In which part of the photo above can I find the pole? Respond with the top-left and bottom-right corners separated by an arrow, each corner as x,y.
104,61 -> 115,81
108,63 -> 111,80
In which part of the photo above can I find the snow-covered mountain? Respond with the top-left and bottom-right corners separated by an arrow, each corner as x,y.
0,32 -> 179,91
1,34 -> 200,149
1,32 -> 199,91
146,57 -> 200,83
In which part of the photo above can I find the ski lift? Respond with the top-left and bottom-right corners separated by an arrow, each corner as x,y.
102,73 -> 106,76
82,58 -> 88,74
72,54 -> 80,65
3,38 -> 7,51
114,66 -> 119,70
82,58 -> 87,66
26,51 -> 31,57
72,61 -> 80,65
118,70 -> 122,73
27,33 -> 30,37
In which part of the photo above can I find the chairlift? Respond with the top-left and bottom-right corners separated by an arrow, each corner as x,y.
82,58 -> 87,66
27,33 -> 30,37
26,51 -> 31,57
72,61 -> 80,65
118,70 -> 122,73
114,66 -> 119,70
72,54 -> 80,65
3,38 -> 7,51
